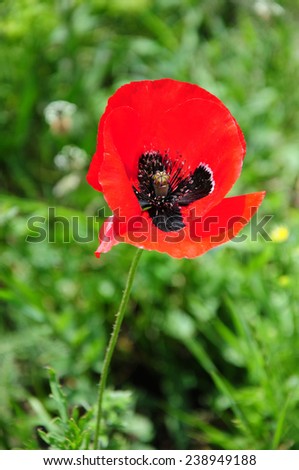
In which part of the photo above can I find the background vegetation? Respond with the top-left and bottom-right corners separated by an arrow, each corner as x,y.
1,0 -> 299,450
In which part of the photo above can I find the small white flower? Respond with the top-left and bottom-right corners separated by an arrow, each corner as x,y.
54,145 -> 88,171
44,100 -> 77,135
44,100 -> 77,124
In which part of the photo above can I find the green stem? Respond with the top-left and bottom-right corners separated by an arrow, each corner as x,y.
93,248 -> 143,449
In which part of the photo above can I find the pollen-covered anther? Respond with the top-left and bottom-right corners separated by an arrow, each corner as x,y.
152,170 -> 170,197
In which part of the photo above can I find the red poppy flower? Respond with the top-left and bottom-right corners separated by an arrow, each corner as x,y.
87,79 -> 265,258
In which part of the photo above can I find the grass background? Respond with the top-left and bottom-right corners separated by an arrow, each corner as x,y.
1,0 -> 299,450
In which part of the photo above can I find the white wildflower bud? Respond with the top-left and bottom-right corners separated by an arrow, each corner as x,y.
44,100 -> 77,135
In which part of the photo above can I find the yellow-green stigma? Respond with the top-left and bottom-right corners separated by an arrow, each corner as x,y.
153,170 -> 170,197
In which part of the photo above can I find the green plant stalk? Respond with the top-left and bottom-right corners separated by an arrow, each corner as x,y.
93,248 -> 143,449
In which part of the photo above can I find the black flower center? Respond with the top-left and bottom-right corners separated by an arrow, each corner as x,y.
133,151 -> 215,232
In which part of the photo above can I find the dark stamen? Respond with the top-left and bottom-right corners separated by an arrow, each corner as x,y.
133,151 -> 215,232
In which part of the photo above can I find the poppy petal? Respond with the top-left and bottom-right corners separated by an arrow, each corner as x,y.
102,105 -> 143,180
86,151 -> 103,192
87,79 -> 234,191
154,98 -> 246,215
107,192 -> 265,258
99,106 -> 142,223
180,191 -> 266,258
104,79 -> 226,126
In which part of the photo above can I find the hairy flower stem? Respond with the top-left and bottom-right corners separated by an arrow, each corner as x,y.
93,248 -> 143,449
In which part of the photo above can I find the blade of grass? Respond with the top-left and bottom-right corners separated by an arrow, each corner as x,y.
271,396 -> 290,449
184,337 -> 254,437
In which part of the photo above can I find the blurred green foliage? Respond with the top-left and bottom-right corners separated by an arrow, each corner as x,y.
1,0 -> 299,450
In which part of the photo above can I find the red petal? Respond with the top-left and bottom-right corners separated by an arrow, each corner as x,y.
87,79 -> 236,192
179,191 -> 266,258
105,79 -> 226,124
106,192 -> 265,258
155,98 -> 246,214
86,111 -> 108,192
86,150 -> 103,192
102,106 -> 142,181
99,106 -> 142,224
